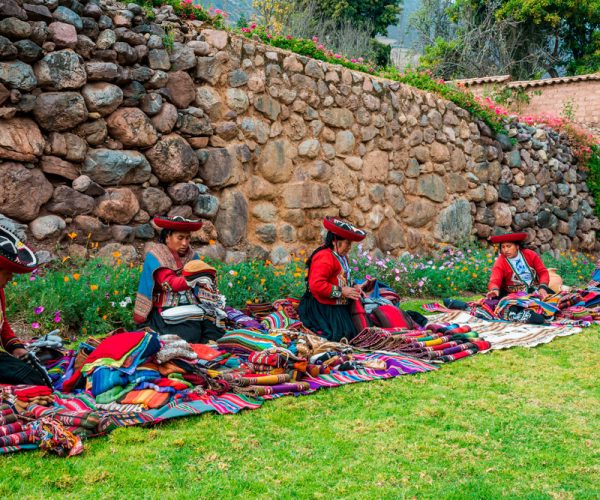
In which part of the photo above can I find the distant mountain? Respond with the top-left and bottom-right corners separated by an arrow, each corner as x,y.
197,0 -> 254,23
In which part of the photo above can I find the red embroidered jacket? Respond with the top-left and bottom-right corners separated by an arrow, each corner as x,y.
488,249 -> 550,294
308,248 -> 350,305
0,289 -> 25,354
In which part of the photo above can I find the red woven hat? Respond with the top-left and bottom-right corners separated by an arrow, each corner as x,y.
153,216 -> 203,232
489,232 -> 528,244
323,216 -> 366,242
0,225 -> 39,274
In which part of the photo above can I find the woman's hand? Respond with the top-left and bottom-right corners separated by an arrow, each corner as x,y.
341,287 -> 362,300
12,348 -> 28,359
538,288 -> 549,300
486,289 -> 499,300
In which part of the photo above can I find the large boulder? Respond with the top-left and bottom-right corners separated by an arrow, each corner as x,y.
215,189 -> 248,247
82,148 -> 151,185
256,140 -> 296,183
45,185 -> 95,217
73,214 -> 112,241
34,49 -> 86,90
0,117 -> 44,161
282,182 -> 331,209
0,60 -> 37,91
198,146 -> 243,188
165,70 -> 195,108
363,150 -> 388,182
0,163 -> 53,221
320,108 -> 354,128
94,187 -> 140,224
402,199 -> 437,228
30,215 -> 66,240
81,82 -> 123,115
433,199 -> 472,242
416,174 -> 447,203
33,92 -> 88,131
106,107 -> 158,147
141,187 -> 172,216
377,219 -> 406,252
151,102 -> 178,134
0,214 -> 27,242
145,134 -> 198,183
40,155 -> 80,180
167,183 -> 199,204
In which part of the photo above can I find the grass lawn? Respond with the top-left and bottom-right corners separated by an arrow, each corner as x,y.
2,302 -> 599,498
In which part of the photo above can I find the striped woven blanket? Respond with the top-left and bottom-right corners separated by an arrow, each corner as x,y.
429,311 -> 581,349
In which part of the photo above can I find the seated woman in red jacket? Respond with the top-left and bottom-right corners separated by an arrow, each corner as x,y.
486,232 -> 553,300
298,217 -> 367,342
0,226 -> 50,386
133,216 -> 225,343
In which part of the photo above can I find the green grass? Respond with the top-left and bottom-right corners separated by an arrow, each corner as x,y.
2,305 -> 598,498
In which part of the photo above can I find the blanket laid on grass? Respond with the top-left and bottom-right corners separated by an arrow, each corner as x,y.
428,311 -> 582,350
0,296 -> 563,457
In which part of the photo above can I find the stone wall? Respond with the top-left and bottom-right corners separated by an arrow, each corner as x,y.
0,0 -> 598,263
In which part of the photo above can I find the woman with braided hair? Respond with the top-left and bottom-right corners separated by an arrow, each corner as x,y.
0,226 -> 50,386
298,217 -> 367,342
133,216 -> 225,343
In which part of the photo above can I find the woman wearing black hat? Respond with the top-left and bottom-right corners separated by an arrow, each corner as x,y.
133,216 -> 225,343
298,217 -> 368,342
0,226 -> 50,386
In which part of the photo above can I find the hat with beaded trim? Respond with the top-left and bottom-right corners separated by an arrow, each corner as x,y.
0,225 -> 38,274
488,232 -> 528,245
322,216 -> 366,242
153,216 -> 203,232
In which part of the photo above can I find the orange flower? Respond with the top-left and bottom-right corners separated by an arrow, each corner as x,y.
90,284 -> 98,291
73,273 -> 81,281
209,239 -> 216,246
114,290 -> 119,295
102,315 -> 107,321
112,251 -> 121,258
67,232 -> 77,240
63,276 -> 70,283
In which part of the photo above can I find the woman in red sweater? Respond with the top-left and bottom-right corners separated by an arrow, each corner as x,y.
298,217 -> 367,342
486,232 -> 553,299
133,216 -> 225,343
0,226 -> 49,385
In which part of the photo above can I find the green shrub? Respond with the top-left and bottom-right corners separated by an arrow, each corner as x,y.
5,247 -> 594,337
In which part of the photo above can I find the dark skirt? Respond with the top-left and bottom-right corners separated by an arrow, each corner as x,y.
298,292 -> 357,342
143,309 -> 225,344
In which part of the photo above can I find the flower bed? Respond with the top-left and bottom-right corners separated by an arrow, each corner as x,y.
6,247 -> 594,337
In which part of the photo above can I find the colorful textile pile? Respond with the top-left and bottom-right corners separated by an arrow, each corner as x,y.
427,288 -> 600,327
5,287 -> 577,458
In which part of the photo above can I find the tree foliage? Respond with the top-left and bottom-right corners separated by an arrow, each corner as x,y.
298,0 -> 403,36
412,0 -> 600,79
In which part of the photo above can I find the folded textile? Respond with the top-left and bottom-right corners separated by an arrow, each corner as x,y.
217,329 -> 287,356
156,335 -> 198,364
14,386 -> 52,401
190,343 -> 224,361
119,389 -> 171,409
63,331 -> 160,392
224,306 -> 265,331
